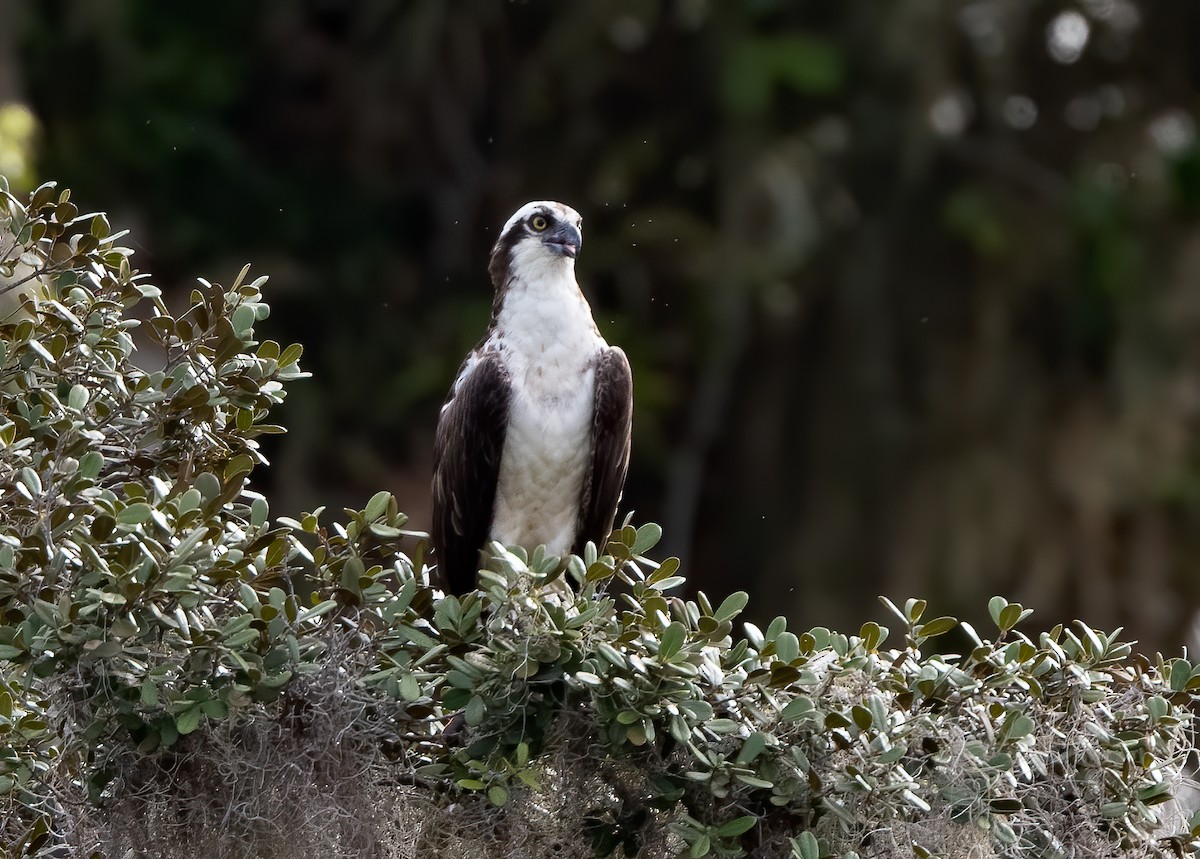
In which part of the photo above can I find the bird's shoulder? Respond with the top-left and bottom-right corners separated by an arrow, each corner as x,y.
441,343 -> 508,400
594,345 -> 633,384
435,347 -> 511,449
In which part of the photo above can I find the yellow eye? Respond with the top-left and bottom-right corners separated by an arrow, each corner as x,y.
531,215 -> 548,231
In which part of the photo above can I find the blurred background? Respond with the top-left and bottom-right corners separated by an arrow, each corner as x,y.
4,0 -> 1200,653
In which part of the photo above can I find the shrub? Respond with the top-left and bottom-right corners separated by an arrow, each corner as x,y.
2,179 -> 1199,858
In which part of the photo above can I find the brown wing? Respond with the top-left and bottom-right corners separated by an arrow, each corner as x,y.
431,350 -> 511,595
574,347 -> 634,554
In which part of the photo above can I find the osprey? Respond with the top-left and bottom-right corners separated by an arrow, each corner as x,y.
431,201 -> 634,595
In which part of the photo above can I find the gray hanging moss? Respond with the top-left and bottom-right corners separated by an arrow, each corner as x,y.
2,179 -> 1199,859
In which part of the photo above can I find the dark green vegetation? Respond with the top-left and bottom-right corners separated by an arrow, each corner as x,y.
7,2 -> 1200,651
3,182 -> 1199,859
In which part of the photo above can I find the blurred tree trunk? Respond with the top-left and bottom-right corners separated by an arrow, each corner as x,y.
0,0 -> 21,103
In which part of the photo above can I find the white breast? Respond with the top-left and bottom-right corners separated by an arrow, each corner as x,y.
488,263 -> 607,555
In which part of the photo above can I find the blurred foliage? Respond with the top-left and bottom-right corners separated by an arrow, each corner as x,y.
0,104 -> 37,194
4,181 -> 1200,858
10,1 -> 1200,653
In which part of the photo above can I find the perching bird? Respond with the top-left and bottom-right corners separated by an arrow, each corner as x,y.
431,201 -> 634,595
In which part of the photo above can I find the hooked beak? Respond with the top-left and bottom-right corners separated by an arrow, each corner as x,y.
544,222 -> 582,259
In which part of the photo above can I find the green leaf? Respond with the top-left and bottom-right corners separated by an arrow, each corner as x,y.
715,815 -> 757,837
140,679 -> 158,707
368,523 -> 405,539
202,699 -> 228,719
231,303 -> 256,334
297,599 -> 338,623
278,342 -> 304,367
916,616 -> 957,638
859,621 -> 886,650
396,673 -> 420,702
67,383 -> 89,410
364,490 -> 390,522
18,467 -> 41,496
736,732 -> 768,764
775,632 -> 799,663
465,694 -> 486,726
224,453 -> 255,482
679,699 -> 713,721
1099,802 -> 1128,819
341,556 -> 365,595
714,591 -> 749,622
998,604 -> 1024,632
781,696 -> 815,721
259,670 -> 292,689
659,622 -> 686,660
765,616 -> 787,641
118,502 -> 153,525
632,522 -> 663,554
647,556 -> 681,584
1003,712 -> 1034,741
175,707 -> 203,735
487,785 -> 509,807
668,714 -> 690,743
194,472 -> 222,500
988,596 -> 1009,628
398,625 -> 438,649
1170,659 -> 1192,692
596,642 -> 626,668
250,496 -> 269,527
791,831 -> 819,859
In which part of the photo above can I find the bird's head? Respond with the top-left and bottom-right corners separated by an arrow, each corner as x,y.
489,201 -> 584,287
